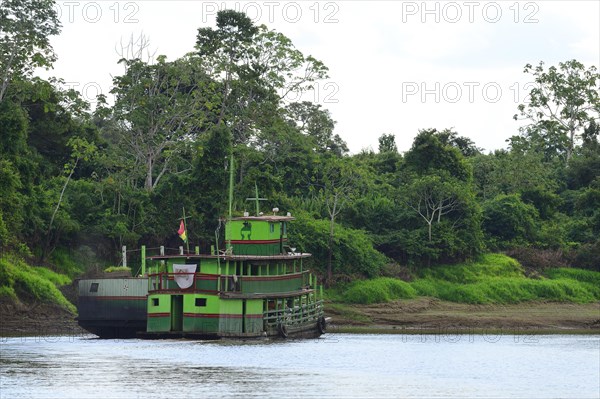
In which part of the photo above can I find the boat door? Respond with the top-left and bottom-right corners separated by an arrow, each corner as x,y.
171,295 -> 183,331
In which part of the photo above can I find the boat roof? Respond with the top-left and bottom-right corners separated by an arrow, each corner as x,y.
147,253 -> 311,261
230,215 -> 295,222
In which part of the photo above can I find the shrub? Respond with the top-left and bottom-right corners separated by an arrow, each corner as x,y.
0,285 -> 17,300
104,266 -> 132,274
506,247 -> 569,271
342,278 -> 417,304
483,194 -> 538,247
418,254 -> 523,283
291,211 -> 388,278
0,257 -> 75,312
571,241 -> 600,271
32,267 -> 72,286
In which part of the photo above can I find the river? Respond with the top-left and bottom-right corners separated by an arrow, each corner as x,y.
1,333 -> 599,398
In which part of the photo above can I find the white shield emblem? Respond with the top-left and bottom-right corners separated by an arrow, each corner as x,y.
173,264 -> 197,289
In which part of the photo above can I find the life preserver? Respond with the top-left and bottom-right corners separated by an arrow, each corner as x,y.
317,316 -> 327,334
278,323 -> 288,338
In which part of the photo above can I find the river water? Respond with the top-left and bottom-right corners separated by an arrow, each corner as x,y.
1,333 -> 599,398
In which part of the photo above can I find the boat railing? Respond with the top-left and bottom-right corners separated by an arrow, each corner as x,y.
147,271 -> 309,293
263,300 -> 324,328
148,272 -> 218,292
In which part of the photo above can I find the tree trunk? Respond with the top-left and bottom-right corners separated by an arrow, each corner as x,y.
327,195 -> 338,287
566,127 -> 575,166
428,222 -> 432,242
43,158 -> 79,260
145,155 -> 153,190
327,213 -> 335,287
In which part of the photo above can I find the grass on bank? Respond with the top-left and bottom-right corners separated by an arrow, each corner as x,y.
336,254 -> 600,305
0,256 -> 76,313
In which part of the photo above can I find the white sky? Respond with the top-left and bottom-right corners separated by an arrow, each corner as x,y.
43,0 -> 600,154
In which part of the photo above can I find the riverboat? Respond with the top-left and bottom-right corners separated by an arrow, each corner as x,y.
76,212 -> 327,339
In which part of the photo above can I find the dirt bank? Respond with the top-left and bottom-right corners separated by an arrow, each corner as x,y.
2,298 -> 598,337
0,301 -> 85,337
326,298 -> 600,334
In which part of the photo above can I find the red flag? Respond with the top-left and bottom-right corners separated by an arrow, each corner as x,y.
178,220 -> 187,242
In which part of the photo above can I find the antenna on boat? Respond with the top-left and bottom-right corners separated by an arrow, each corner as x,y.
246,182 -> 267,216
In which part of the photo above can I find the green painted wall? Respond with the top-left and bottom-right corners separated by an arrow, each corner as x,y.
226,220 -> 282,241
245,299 -> 264,334
201,259 -> 219,274
147,293 -> 171,332
242,275 -> 303,293
218,299 -> 243,334
182,294 -> 220,333
232,242 -> 281,256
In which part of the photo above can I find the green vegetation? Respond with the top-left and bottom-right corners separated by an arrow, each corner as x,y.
0,4 -> 598,305
103,266 -> 132,274
0,257 -> 75,313
342,278 -> 417,304
338,254 -> 600,305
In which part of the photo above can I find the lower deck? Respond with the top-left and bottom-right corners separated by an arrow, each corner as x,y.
146,292 -> 324,338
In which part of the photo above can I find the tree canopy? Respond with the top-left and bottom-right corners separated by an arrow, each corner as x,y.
0,8 -> 598,280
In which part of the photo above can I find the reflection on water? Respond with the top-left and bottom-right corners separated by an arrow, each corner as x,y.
1,334 -> 599,398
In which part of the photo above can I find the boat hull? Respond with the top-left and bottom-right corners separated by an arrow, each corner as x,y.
76,278 -> 148,338
77,276 -> 327,340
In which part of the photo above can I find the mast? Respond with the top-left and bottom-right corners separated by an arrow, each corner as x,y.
227,152 -> 234,251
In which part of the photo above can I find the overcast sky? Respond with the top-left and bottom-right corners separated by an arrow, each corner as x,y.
44,0 -> 600,154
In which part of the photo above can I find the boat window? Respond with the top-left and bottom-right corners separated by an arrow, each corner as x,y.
89,283 -> 99,293
195,298 -> 207,307
270,223 -> 274,233
152,298 -> 159,306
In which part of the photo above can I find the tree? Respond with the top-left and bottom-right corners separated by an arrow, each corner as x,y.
507,120 -> 570,163
43,137 -> 97,259
196,10 -> 329,143
378,133 -> 398,153
514,60 -> 600,165
0,0 -> 61,102
404,175 -> 464,242
285,101 -> 348,156
435,128 -> 481,157
482,194 -> 538,246
313,158 -> 366,285
188,123 -> 232,237
400,129 -> 482,264
403,129 -> 471,182
107,56 -> 209,191
471,150 -> 557,200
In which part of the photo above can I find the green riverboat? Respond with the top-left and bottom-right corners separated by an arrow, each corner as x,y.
76,212 -> 327,339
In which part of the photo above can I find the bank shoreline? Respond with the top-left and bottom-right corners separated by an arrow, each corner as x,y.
1,298 -> 599,337
326,297 -> 600,335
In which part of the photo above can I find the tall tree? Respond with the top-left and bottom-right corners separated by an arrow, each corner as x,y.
403,129 -> 471,182
196,10 -> 329,143
285,101 -> 347,156
0,0 -> 60,102
378,133 -> 398,153
404,175 -> 465,243
514,60 -> 600,165
315,158 -> 367,285
107,56 -> 210,191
